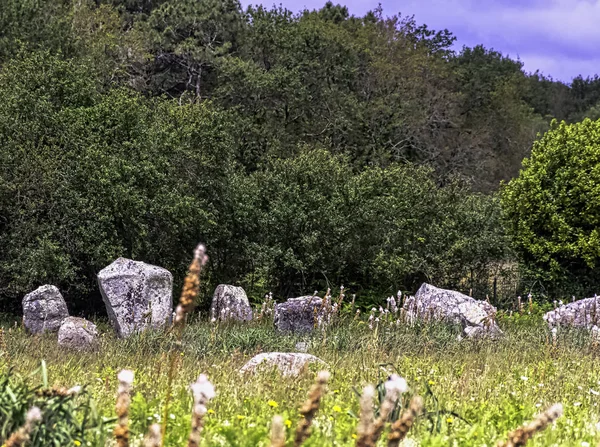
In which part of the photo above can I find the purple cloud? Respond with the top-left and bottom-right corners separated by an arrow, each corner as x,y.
241,0 -> 600,82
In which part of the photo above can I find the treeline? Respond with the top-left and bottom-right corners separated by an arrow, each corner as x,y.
0,0 -> 598,312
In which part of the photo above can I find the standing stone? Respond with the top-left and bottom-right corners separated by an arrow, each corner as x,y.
239,352 -> 327,377
544,296 -> 600,329
274,296 -> 328,333
22,285 -> 69,334
58,317 -> 99,351
210,285 -> 252,321
98,258 -> 173,338
403,283 -> 502,338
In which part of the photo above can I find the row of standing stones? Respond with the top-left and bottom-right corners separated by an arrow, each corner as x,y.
20,257 -> 591,376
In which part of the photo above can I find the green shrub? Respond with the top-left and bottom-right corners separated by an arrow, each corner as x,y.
502,118 -> 600,298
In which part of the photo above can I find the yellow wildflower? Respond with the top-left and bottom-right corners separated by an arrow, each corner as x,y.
268,400 -> 278,408
284,419 -> 292,428
333,405 -> 342,413
207,409 -> 215,415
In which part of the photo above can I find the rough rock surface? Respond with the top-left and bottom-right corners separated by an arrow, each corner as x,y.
403,283 -> 502,338
239,352 -> 327,377
544,296 -> 600,329
98,258 -> 173,338
210,285 -> 252,321
274,296 -> 327,333
58,317 -> 99,351
22,285 -> 69,334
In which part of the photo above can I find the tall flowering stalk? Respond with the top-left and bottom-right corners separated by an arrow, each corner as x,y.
143,424 -> 162,447
4,407 -> 42,447
270,415 -> 286,447
114,369 -> 134,447
162,244 -> 208,444
366,375 -> 408,446
188,374 -> 216,447
294,370 -> 330,446
387,396 -> 423,447
496,404 -> 563,447
355,385 -> 375,447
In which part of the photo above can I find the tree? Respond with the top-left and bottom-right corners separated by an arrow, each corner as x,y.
502,118 -> 600,297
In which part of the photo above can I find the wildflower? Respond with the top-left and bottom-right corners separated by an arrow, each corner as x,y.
294,371 -> 330,446
333,405 -> 342,413
207,409 -> 215,415
5,407 -> 42,447
496,403 -> 562,447
385,374 -> 409,399
446,417 -> 453,424
520,376 -> 528,382
284,419 -> 292,428
352,434 -> 357,439
189,374 -> 216,447
270,415 -> 285,447
428,380 -> 435,386
74,441 -> 81,447
115,370 -> 134,447
268,400 -> 279,408
388,396 -> 423,447
143,424 -> 161,447
237,415 -> 245,420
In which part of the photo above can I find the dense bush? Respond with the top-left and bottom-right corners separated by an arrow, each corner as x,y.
502,118 -> 600,298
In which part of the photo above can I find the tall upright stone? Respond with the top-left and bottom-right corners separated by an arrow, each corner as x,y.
98,258 -> 173,338
274,296 -> 328,333
210,285 -> 252,321
22,285 -> 69,334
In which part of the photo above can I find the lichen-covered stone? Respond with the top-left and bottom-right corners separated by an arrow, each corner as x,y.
274,296 -> 328,333
58,317 -> 99,351
22,285 -> 69,334
98,258 -> 173,338
239,352 -> 327,377
210,285 -> 252,321
403,283 -> 502,338
544,296 -> 600,329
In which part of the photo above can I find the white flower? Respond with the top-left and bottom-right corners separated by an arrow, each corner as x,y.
591,389 -> 599,396
26,407 -> 42,423
520,376 -> 528,382
118,370 -> 135,386
581,442 -> 590,447
191,374 -> 216,403
574,402 -> 582,407
385,374 -> 408,400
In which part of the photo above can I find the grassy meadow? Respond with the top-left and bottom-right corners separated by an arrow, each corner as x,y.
2,308 -> 600,447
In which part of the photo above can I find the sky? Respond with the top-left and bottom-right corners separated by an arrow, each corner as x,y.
240,0 -> 600,83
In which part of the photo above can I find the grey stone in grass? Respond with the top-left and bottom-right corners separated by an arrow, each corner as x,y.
403,283 -> 502,339
58,317 -> 99,351
274,296 -> 327,333
98,258 -> 173,338
22,285 -> 69,334
544,296 -> 600,329
239,352 -> 327,377
210,284 -> 253,321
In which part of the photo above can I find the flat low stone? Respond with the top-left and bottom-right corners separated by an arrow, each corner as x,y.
58,317 -> 99,351
210,284 -> 252,321
274,296 -> 327,333
544,296 -> 600,329
403,283 -> 502,338
239,352 -> 327,377
98,258 -> 173,338
22,285 -> 69,334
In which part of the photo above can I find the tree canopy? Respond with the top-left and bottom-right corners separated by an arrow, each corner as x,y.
1,0 -> 599,310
